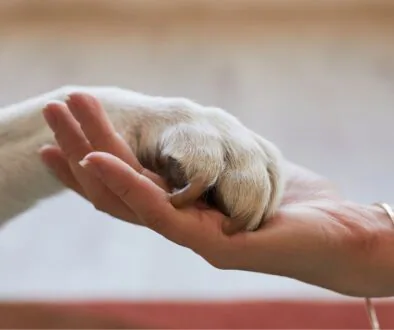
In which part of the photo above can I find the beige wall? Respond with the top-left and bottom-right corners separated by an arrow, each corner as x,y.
0,2 -> 393,300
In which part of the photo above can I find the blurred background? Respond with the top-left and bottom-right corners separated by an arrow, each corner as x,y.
0,0 -> 393,328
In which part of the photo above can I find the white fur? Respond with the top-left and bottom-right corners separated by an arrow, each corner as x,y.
0,86 -> 285,231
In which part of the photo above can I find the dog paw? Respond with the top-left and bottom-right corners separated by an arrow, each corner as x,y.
135,100 -> 285,234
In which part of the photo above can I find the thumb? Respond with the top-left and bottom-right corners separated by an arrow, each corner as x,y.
79,151 -> 177,234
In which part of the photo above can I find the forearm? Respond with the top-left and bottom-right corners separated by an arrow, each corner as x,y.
0,85 -> 137,226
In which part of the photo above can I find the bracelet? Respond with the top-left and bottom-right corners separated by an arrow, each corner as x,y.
365,202 -> 394,330
375,202 -> 394,226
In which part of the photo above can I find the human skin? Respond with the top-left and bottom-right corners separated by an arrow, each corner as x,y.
40,93 -> 394,298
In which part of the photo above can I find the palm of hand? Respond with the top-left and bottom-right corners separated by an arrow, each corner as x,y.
40,94 -> 380,297
180,161 -> 376,297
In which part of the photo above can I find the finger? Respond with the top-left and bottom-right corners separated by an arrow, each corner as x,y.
42,102 -> 138,223
43,101 -> 91,163
40,146 -> 141,224
81,151 -> 241,258
39,145 -> 87,198
39,145 -> 139,224
79,151 -> 182,235
66,93 -> 140,167
66,93 -> 167,190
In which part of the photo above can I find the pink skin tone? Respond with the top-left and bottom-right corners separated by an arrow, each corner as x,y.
40,93 -> 394,298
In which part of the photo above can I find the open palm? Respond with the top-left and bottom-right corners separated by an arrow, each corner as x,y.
40,93 -> 389,298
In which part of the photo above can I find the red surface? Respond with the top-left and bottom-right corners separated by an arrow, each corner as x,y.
0,300 -> 393,329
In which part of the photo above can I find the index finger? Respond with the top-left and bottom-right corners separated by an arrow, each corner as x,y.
80,151 -> 239,256
66,93 -> 167,190
80,151 -> 180,237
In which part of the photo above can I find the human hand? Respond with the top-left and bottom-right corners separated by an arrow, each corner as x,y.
40,94 -> 394,298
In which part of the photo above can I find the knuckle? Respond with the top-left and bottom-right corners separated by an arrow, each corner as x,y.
58,138 -> 90,161
116,184 -> 133,200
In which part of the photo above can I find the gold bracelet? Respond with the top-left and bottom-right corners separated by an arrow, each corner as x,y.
364,202 -> 394,330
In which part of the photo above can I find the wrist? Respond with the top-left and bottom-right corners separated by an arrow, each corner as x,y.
355,203 -> 394,297
289,202 -> 394,298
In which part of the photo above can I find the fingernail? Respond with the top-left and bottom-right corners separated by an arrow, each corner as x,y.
65,95 -> 74,107
79,159 -> 90,168
37,144 -> 53,153
79,158 -> 103,179
43,106 -> 58,129
65,95 -> 82,116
